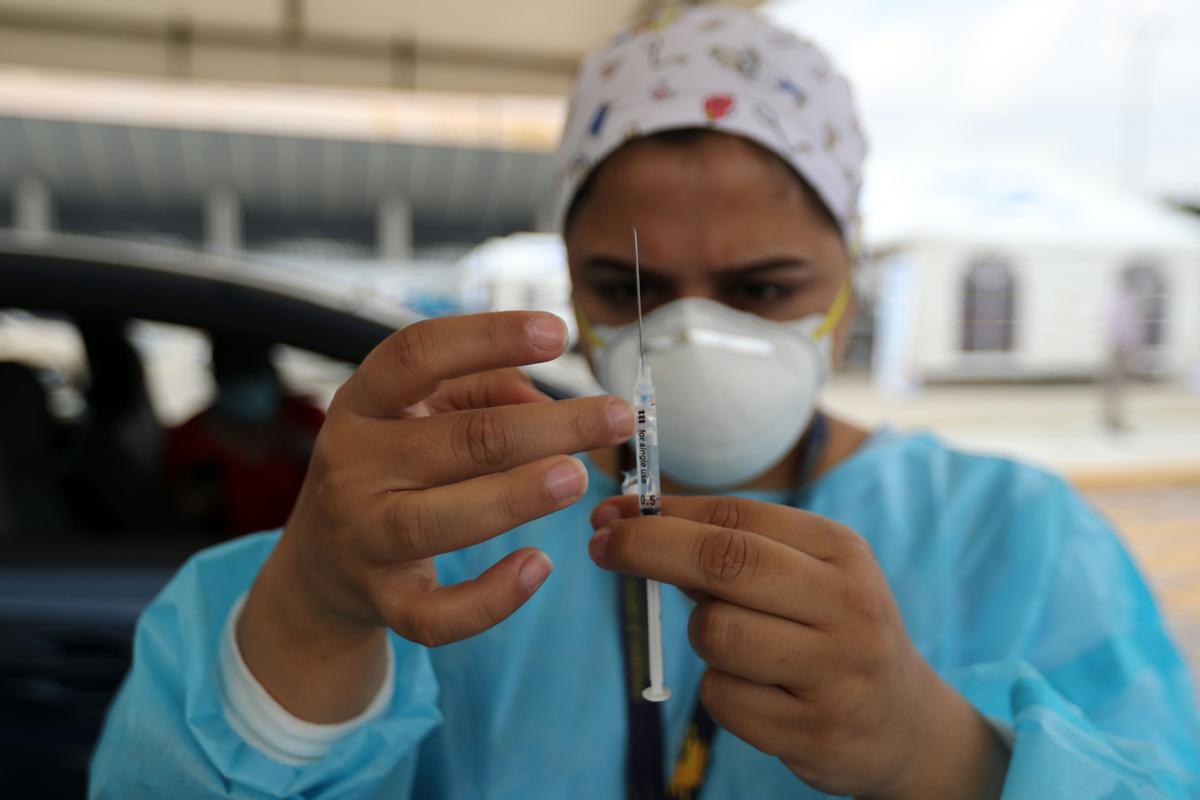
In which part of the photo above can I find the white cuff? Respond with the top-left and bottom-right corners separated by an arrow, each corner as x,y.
217,593 -> 396,765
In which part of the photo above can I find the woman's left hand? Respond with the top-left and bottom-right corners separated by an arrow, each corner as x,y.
589,495 -> 1008,800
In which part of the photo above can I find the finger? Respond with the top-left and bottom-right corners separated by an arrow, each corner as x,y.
340,312 -> 568,417
699,667 -> 796,758
390,395 -> 632,488
590,515 -> 837,623
427,368 -> 550,414
688,600 -> 829,688
369,455 -> 589,562
592,495 -> 856,562
385,546 -> 552,647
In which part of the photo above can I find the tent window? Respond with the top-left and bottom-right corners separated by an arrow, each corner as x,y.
961,255 -> 1017,352
1124,262 -> 1167,348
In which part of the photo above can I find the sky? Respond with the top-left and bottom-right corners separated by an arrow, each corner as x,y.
762,0 -> 1200,203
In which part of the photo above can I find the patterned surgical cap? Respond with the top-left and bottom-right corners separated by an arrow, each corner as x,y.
553,4 -> 867,241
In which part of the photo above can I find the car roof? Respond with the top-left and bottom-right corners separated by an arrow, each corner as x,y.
0,231 -> 419,364
0,231 -> 582,398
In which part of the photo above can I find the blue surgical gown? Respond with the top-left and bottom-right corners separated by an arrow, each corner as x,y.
90,431 -> 1200,798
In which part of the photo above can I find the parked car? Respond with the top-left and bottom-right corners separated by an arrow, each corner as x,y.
0,232 -> 575,796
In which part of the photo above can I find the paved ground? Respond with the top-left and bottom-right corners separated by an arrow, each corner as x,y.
823,376 -> 1200,687
824,376 -> 1200,481
1084,484 -> 1200,688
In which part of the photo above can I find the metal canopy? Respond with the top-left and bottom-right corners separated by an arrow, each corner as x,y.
0,115 -> 555,248
0,1 -> 758,95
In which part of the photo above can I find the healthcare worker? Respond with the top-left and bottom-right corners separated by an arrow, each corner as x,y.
91,6 -> 1199,799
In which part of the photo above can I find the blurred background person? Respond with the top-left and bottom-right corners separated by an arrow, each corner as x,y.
1102,268 -> 1145,431
163,335 -> 324,536
70,316 -> 172,533
0,362 -> 81,539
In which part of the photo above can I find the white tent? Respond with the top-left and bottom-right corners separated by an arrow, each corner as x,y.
864,153 -> 1200,387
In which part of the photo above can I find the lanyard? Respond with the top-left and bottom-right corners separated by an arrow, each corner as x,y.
618,412 -> 829,800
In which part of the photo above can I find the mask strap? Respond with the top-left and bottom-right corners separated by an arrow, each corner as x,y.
573,297 -> 606,350
813,280 -> 852,340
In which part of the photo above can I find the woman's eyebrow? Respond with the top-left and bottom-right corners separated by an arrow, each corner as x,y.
580,256 -> 639,275
579,257 -> 673,286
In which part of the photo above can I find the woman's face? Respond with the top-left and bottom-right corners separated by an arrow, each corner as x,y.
565,132 -> 853,355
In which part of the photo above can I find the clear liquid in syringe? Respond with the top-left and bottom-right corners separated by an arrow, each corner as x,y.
635,393 -> 660,515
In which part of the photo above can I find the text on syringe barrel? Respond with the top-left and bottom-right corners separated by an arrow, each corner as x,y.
635,400 -> 660,514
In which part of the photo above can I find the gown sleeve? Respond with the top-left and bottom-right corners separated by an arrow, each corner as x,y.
88,532 -> 442,799
944,468 -> 1200,798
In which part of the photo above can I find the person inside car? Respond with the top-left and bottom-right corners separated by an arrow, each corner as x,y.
71,316 -> 172,533
163,334 -> 324,536
0,361 -> 81,538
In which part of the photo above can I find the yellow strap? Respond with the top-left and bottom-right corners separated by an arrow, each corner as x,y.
667,726 -> 710,796
574,297 -> 606,350
813,279 -> 852,340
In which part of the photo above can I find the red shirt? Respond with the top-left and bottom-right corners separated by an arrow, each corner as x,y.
163,396 -> 324,536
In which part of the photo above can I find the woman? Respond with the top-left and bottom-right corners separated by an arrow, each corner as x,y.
91,7 -> 1198,798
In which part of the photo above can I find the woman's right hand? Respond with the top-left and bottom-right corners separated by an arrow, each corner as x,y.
238,311 -> 633,722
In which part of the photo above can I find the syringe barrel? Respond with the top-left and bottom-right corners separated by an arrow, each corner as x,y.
634,383 -> 661,516
643,578 -> 670,702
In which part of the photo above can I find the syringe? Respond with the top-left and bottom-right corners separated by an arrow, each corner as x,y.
631,227 -> 671,703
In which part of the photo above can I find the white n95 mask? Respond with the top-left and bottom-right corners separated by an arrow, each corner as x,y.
586,286 -> 848,489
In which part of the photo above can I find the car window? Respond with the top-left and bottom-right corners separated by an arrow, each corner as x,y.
0,309 -> 346,567
273,344 -> 352,411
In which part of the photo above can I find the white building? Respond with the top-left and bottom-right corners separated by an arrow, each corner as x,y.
866,155 -> 1200,390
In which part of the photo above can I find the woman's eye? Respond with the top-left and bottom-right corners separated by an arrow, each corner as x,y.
730,282 -> 796,302
592,281 -> 663,306
593,283 -> 638,304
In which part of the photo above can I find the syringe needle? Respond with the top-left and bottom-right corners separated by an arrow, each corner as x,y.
634,226 -> 645,369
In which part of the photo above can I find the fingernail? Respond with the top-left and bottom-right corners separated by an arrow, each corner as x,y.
527,316 -> 565,353
546,459 -> 587,503
607,399 -> 634,439
589,527 -> 611,563
593,503 -> 620,528
519,552 -> 553,593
